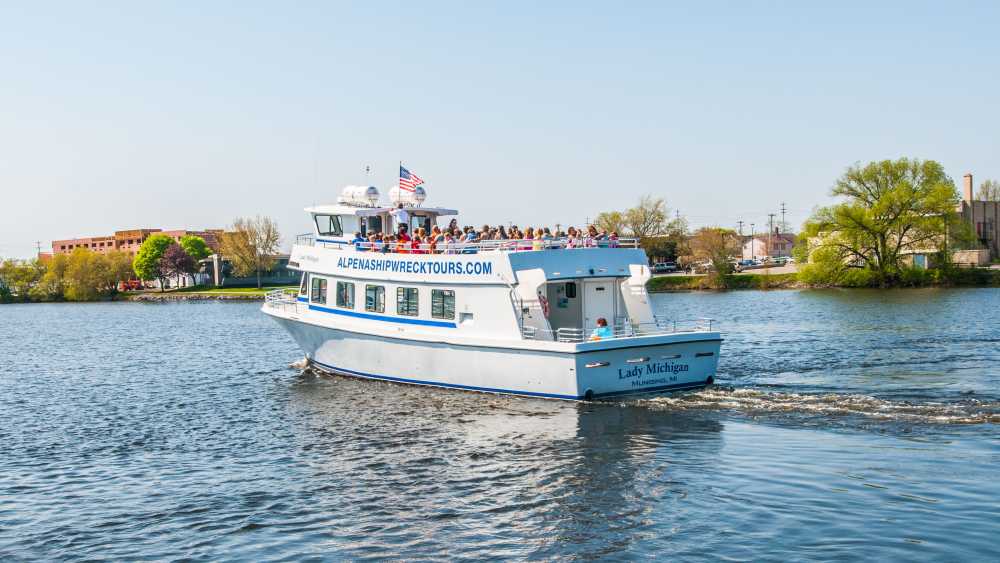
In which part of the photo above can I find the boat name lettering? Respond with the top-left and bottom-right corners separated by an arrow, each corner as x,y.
336,257 -> 493,276
618,362 -> 688,379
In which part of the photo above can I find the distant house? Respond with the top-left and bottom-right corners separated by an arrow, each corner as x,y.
742,229 -> 796,260
957,173 -> 999,259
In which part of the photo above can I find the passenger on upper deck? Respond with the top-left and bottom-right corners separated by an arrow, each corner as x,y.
352,232 -> 366,251
396,224 -> 411,253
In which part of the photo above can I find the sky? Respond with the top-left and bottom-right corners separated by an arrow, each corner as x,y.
2,1 -> 999,258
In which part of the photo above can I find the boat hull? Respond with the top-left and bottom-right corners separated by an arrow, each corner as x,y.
271,316 -> 721,401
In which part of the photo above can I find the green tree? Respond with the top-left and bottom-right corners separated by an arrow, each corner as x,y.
180,235 -> 212,261
219,216 -> 281,289
64,248 -> 109,301
801,158 -> 960,285
0,258 -> 45,302
624,195 -> 670,239
594,211 -> 626,235
30,254 -> 68,301
976,179 -> 1000,201
132,234 -> 174,291
689,227 -> 741,286
104,251 -> 135,295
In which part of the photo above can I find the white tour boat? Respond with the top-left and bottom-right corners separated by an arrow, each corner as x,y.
263,184 -> 721,400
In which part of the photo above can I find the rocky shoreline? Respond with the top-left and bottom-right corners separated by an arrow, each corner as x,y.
129,292 -> 265,302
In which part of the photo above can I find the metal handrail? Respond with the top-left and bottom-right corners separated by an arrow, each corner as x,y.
522,318 -> 714,342
297,236 -> 641,253
264,288 -> 299,311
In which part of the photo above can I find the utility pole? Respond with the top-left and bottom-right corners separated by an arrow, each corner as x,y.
780,202 -> 787,233
767,213 -> 776,259
35,241 -> 42,256
737,221 -> 745,260
750,223 -> 755,260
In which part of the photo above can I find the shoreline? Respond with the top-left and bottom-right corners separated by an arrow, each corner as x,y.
646,271 -> 1000,292
128,292 -> 266,301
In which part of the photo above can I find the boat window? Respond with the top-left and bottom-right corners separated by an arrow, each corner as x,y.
365,285 -> 385,313
299,273 -> 308,295
310,276 -> 327,304
397,287 -> 419,317
336,281 -> 355,309
315,214 -> 343,237
366,216 -> 383,236
565,282 -> 577,298
431,289 -> 455,319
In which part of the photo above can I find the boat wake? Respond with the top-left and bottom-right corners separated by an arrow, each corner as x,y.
638,387 -> 1000,425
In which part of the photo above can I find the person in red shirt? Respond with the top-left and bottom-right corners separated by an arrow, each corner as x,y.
396,224 -> 411,253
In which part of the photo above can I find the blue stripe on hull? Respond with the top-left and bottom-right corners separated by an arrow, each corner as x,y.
309,359 -> 706,401
307,303 -> 457,328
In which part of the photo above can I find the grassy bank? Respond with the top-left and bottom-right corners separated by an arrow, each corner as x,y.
175,285 -> 295,296
647,269 -> 1000,292
648,273 -> 799,291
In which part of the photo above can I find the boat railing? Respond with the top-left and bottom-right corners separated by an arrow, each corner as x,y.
521,318 -> 714,342
264,288 -> 300,311
295,235 -> 641,253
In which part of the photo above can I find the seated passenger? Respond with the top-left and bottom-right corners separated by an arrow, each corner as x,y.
590,317 -> 613,340
396,225 -> 411,253
352,231 -> 366,251
608,231 -> 620,248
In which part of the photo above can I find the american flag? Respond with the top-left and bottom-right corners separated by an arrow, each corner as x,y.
399,165 -> 424,192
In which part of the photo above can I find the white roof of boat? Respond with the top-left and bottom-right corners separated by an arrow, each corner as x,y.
305,204 -> 458,217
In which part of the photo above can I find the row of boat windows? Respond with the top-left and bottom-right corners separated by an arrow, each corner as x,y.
309,276 -> 456,320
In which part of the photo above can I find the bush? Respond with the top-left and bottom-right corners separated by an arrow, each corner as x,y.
839,268 -> 881,288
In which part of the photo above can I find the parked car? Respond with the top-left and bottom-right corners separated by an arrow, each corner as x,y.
651,261 -> 678,274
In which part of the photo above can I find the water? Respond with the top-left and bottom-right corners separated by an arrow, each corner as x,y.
1,289 -> 998,561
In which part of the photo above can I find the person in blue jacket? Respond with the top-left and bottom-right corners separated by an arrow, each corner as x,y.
590,317 -> 613,340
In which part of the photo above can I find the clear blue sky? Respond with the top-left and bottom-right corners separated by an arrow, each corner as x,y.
2,1 -> 998,258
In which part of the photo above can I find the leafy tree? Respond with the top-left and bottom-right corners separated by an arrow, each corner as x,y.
219,216 -> 281,289
689,227 -> 741,286
180,235 -> 212,261
624,195 -> 670,239
977,179 -> 1000,201
800,158 -> 960,285
162,243 -> 196,288
104,251 -> 135,295
64,248 -> 109,301
643,238 -> 679,262
30,254 -> 69,301
0,258 -> 44,302
132,234 -> 174,291
594,211 -> 626,235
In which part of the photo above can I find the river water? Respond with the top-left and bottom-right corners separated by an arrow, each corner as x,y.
1,289 -> 998,561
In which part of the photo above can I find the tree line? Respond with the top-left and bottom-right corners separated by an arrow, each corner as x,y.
1,216 -> 281,303
595,158 -> 993,289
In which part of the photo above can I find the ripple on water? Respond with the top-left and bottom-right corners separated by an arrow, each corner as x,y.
638,387 -> 1000,425
1,297 -> 999,561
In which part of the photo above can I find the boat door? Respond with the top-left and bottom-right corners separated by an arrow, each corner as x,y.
583,279 -> 615,330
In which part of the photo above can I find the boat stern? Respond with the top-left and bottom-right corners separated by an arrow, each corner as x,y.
572,332 -> 721,400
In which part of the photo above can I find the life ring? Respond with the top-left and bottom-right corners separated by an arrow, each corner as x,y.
538,294 -> 550,318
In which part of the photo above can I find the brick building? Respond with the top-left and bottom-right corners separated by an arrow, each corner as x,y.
51,228 -> 224,257
958,173 -> 999,259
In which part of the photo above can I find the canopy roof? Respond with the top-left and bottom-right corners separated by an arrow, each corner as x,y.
305,205 -> 458,217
